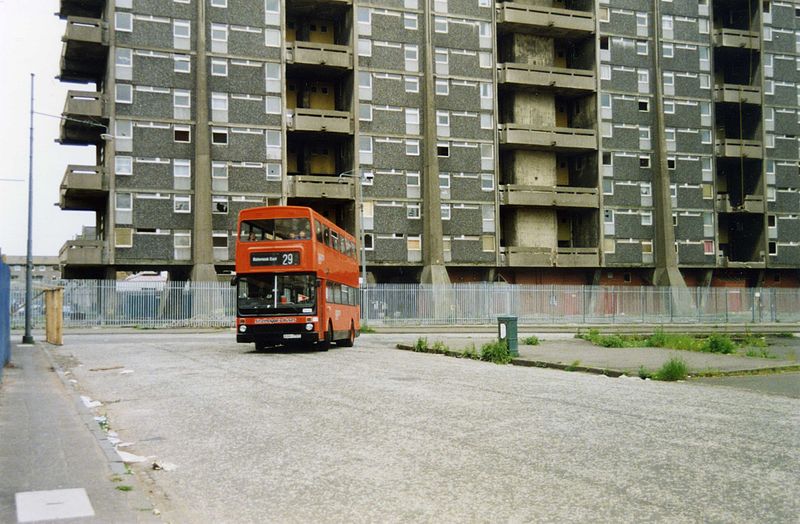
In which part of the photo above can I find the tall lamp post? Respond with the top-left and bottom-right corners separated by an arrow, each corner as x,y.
22,74 -> 35,344
338,170 -> 368,289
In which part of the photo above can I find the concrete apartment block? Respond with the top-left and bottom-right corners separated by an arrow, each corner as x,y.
56,0 -> 800,286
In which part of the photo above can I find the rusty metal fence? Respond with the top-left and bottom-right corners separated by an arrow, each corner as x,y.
8,280 -> 800,329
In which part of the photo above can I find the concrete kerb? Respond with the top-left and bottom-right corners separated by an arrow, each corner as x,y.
37,342 -> 155,505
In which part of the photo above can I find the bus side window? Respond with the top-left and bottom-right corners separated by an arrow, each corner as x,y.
331,231 -> 339,252
315,220 -> 324,243
323,226 -> 330,247
325,281 -> 332,303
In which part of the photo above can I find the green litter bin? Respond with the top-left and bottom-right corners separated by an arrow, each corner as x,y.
497,316 -> 519,357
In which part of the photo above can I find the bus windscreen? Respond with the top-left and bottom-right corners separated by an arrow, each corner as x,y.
237,273 -> 316,314
241,218 -> 311,242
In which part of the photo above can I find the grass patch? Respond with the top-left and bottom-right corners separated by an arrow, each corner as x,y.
581,329 -> 770,357
461,343 -> 479,359
745,347 -> 773,359
521,335 -> 540,346
638,365 -> 652,380
653,357 -> 688,381
565,360 -> 581,371
115,485 -> 134,492
359,324 -> 376,334
413,337 -> 428,352
430,340 -> 450,354
480,340 -> 512,365
775,332 -> 796,338
702,334 -> 736,354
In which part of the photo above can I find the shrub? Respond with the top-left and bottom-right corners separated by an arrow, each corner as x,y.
637,365 -> 652,379
480,340 -> 512,364
647,329 -> 668,348
703,334 -> 735,354
745,347 -> 773,359
654,357 -> 688,381
522,335 -> 540,346
461,343 -> 479,360
431,341 -> 449,354
413,337 -> 428,352
598,335 -> 626,348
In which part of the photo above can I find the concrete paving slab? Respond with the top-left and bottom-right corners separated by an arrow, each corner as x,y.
15,488 -> 94,522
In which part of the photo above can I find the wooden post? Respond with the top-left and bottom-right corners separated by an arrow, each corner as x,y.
45,288 -> 63,345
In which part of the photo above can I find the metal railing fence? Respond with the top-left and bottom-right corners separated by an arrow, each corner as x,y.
8,280 -> 800,329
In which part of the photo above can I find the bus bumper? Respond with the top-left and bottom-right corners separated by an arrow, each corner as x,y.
236,324 -> 321,345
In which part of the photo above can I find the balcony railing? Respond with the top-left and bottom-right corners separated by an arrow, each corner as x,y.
714,84 -> 761,105
500,185 -> 599,208
713,28 -> 760,50
498,63 -> 595,93
499,124 -> 597,151
287,108 -> 353,134
496,2 -> 594,37
286,41 -> 353,69
288,175 -> 354,199
715,138 -> 763,158
59,239 -> 105,266
715,194 -> 765,214
59,165 -> 107,211
500,246 -> 599,267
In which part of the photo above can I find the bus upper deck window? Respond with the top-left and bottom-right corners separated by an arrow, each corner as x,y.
315,220 -> 324,243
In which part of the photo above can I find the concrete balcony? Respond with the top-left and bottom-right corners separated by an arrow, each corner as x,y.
287,108 -> 353,134
713,28 -> 760,50
715,194 -> 765,214
715,138 -> 762,159
714,84 -> 761,105
499,124 -> 597,152
555,247 -> 599,267
498,63 -> 595,95
496,2 -> 594,38
500,246 -> 600,267
288,175 -> 354,200
60,91 -> 106,145
59,165 -> 108,211
500,185 -> 599,208
59,239 -> 105,266
60,17 -> 108,83
716,255 -> 765,269
286,41 -> 353,71
59,0 -> 106,18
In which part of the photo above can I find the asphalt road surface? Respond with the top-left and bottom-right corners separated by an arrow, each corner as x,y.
53,332 -> 799,523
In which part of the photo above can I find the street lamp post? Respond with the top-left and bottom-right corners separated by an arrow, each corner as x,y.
22,74 -> 35,344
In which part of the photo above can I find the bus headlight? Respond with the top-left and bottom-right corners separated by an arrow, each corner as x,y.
239,325 -> 247,333
305,323 -> 314,331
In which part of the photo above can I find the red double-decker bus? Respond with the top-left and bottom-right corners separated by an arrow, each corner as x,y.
233,206 -> 360,350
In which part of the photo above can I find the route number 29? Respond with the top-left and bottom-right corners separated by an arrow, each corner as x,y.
282,253 -> 295,265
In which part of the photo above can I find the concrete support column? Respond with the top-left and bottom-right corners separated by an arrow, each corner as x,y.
420,0 -> 449,285
191,0 -> 217,282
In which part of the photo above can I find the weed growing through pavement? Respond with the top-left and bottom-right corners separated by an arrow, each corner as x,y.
116,485 -> 133,492
480,340 -> 512,364
359,324 -> 376,334
521,335 -> 540,345
565,360 -> 581,371
414,337 -> 428,352
638,365 -> 652,379
461,343 -> 479,360
654,357 -> 688,381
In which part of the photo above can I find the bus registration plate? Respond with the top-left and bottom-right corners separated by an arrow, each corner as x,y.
283,334 -> 302,339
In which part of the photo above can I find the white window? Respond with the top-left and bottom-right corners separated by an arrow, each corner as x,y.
115,120 -> 133,152
358,38 -> 372,57
266,163 -> 282,181
173,230 -> 191,260
115,156 -> 132,175
264,0 -> 280,26
173,54 -> 190,73
699,74 -> 710,89
211,59 -> 228,76
600,93 -> 612,119
481,113 -> 493,129
636,41 -> 648,56
360,136 -> 373,164
211,0 -> 227,7
174,89 -> 191,119
115,193 -> 132,224
115,12 -> 132,32
698,18 -> 709,34
482,204 -> 495,233
211,92 -> 228,122
358,71 -> 372,100
266,130 -> 281,159
212,196 -> 228,214
663,43 -> 674,58
404,76 -> 419,93
407,203 -> 420,219
115,48 -> 132,80
435,79 -> 449,95
440,204 -> 451,221
174,195 -> 191,213
116,84 -> 132,104
405,108 -> 420,135
265,96 -> 281,114
212,162 -> 228,191
211,24 -> 228,53
404,13 -> 418,30
636,12 -> 648,36
480,173 -> 494,191
480,82 -> 492,110
115,228 -> 132,248
359,103 -> 372,121
406,139 -> 420,156
174,124 -> 191,143
479,52 -> 492,68
405,45 -> 418,72
600,65 -> 611,81
173,159 -> 191,190
698,46 -> 710,70
480,143 -> 493,170
213,230 -> 229,261
436,111 -> 450,137
435,49 -> 449,75
638,69 -> 649,93
212,127 -> 228,145
434,16 -> 448,33
700,129 -> 712,144
663,71 -> 674,95
265,62 -> 281,93
173,20 -> 190,50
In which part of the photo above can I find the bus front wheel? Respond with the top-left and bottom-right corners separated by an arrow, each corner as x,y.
318,323 -> 332,351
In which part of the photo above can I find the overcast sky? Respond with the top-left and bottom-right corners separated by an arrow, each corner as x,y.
0,0 -> 95,258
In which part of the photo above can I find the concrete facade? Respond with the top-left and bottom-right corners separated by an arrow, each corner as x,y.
56,0 -> 800,284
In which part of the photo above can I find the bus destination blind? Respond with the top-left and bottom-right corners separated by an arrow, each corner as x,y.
250,251 -> 300,266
